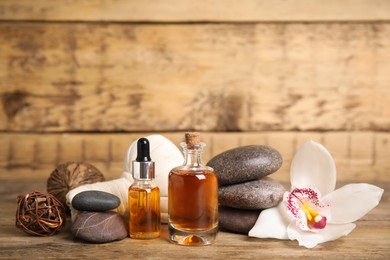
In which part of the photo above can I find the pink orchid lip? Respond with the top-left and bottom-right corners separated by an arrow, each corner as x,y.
286,187 -> 329,231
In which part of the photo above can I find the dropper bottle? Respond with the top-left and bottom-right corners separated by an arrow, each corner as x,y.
128,138 -> 160,239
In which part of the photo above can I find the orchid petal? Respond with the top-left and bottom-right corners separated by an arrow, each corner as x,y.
287,222 -> 356,248
249,202 -> 290,239
291,141 -> 336,195
323,183 -> 384,224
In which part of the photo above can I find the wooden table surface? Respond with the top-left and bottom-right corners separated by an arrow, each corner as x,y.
1,178 -> 389,259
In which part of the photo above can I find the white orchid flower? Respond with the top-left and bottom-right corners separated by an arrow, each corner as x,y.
249,140 -> 384,248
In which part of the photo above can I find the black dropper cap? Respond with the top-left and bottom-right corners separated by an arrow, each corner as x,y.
132,138 -> 155,179
136,138 -> 151,162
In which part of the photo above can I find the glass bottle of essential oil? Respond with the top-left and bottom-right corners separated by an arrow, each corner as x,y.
129,138 -> 160,239
168,132 -> 218,246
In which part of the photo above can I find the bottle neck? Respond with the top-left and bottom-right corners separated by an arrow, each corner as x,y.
133,177 -> 153,182
131,178 -> 157,189
181,142 -> 205,167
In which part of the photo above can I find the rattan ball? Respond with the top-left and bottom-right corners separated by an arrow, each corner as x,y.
16,191 -> 66,236
47,162 -> 105,210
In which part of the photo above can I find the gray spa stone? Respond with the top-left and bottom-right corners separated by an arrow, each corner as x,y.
72,190 -> 120,212
218,177 -> 285,210
71,211 -> 128,243
219,206 -> 261,234
206,145 -> 283,186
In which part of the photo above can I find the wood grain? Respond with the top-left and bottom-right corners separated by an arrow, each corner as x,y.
1,179 -> 388,259
1,23 -> 389,132
0,0 -> 389,22
1,131 -> 389,182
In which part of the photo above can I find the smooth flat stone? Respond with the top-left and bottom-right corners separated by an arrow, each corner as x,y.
207,145 -> 283,186
71,211 -> 128,243
219,206 -> 261,234
218,177 -> 285,210
72,190 -> 120,212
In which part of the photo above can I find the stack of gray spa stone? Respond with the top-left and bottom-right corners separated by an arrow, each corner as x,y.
207,145 -> 285,234
70,190 -> 128,243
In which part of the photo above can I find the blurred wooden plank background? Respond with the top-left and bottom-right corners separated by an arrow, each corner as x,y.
0,0 -> 389,182
1,0 -> 389,22
1,132 -> 389,182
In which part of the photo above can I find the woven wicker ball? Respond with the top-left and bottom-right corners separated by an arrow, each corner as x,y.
16,191 -> 66,236
47,162 -> 105,210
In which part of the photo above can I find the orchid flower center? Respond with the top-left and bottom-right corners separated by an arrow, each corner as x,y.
285,188 -> 330,231
300,202 -> 327,229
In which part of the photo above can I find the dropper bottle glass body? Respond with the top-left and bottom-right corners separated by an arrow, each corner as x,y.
168,132 -> 218,246
129,138 -> 160,239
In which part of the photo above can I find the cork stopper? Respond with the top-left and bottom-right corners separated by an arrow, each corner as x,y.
185,132 -> 201,147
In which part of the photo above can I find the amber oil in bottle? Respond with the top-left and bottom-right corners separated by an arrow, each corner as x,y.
168,132 -> 218,245
129,138 -> 160,239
